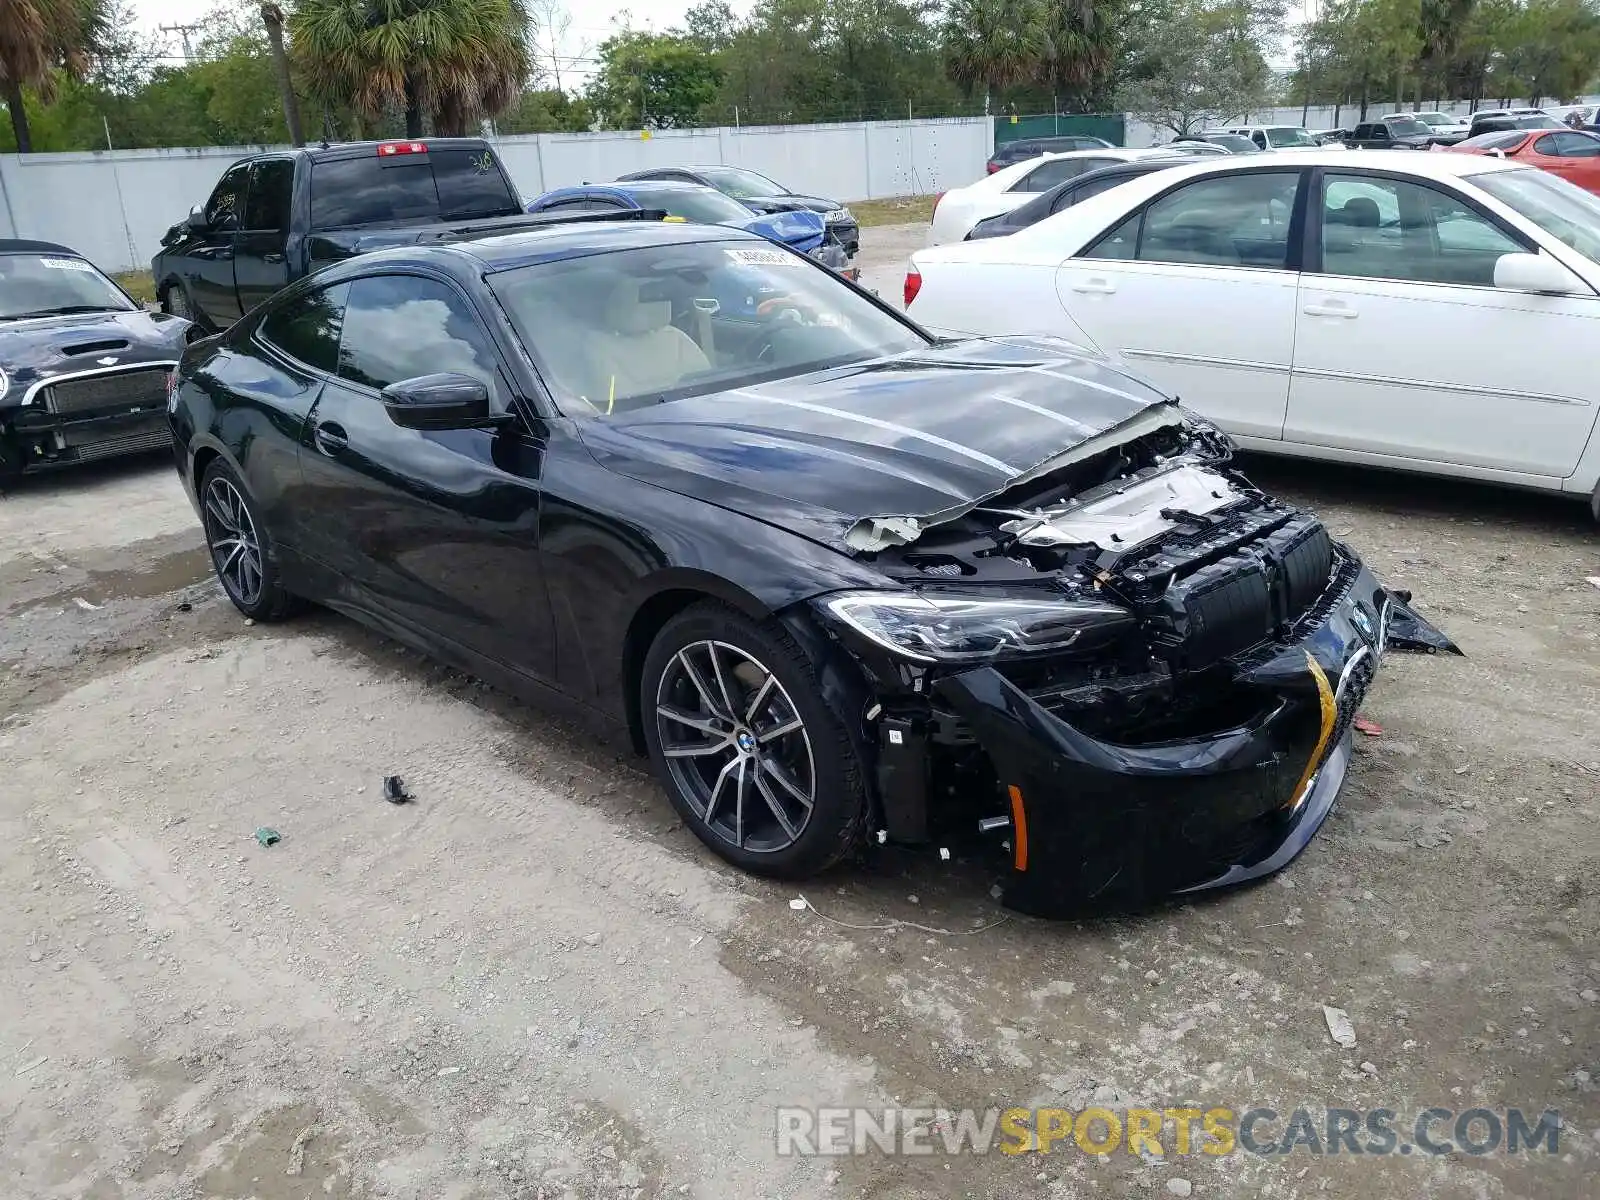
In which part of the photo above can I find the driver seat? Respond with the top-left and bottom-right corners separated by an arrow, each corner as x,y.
588,277 -> 710,406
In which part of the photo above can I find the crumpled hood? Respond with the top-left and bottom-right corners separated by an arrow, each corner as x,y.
734,209 -> 826,253
576,335 -> 1181,553
0,308 -> 189,404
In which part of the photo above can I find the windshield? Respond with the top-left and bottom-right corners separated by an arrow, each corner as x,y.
1208,134 -> 1258,152
1514,115 -> 1563,129
1413,113 -> 1453,127
695,166 -> 786,200
309,148 -> 521,229
1472,167 -> 1600,263
627,186 -> 754,225
488,239 -> 927,416
1266,127 -> 1318,148
1387,117 -> 1431,138
0,253 -> 134,320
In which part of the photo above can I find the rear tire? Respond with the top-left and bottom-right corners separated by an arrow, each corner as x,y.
641,602 -> 868,878
198,459 -> 302,621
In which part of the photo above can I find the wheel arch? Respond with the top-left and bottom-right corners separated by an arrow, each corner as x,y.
619,570 -> 775,755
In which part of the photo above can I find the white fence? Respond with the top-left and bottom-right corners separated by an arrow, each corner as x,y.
0,116 -> 993,275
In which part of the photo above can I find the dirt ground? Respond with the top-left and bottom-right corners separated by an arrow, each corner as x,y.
2,226 -> 1597,1200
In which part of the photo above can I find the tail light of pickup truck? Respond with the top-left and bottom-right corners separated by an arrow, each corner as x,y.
378,141 -> 427,156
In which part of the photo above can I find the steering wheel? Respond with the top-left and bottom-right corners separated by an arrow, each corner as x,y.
752,296 -> 812,364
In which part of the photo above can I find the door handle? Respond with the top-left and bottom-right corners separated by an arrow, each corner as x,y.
1071,278 -> 1117,294
314,421 -> 348,455
1302,302 -> 1358,319
263,252 -> 286,264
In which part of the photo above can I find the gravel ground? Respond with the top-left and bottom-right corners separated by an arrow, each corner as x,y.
2,225 -> 1597,1200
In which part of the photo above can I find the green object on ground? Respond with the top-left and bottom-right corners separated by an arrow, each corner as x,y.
255,827 -> 281,846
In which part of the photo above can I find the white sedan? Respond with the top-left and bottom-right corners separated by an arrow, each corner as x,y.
928,148 -> 1212,245
906,150 -> 1600,513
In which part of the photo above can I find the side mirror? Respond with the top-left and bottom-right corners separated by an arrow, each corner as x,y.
380,373 -> 503,430
1493,252 -> 1583,295
186,204 -> 210,231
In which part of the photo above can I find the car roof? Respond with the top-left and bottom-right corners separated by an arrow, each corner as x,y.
607,179 -> 716,192
348,218 -> 761,276
0,238 -> 84,256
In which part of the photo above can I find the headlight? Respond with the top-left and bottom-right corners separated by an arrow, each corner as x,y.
817,591 -> 1131,663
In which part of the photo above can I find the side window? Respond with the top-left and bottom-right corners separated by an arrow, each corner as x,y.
1013,157 -> 1095,193
1352,125 -> 1371,139
1082,213 -> 1140,260
1541,132 -> 1600,157
544,197 -> 624,212
1251,131 -> 1268,149
1318,174 -> 1524,287
337,275 -> 502,396
244,159 -> 295,232
205,163 -> 250,229
1134,171 -> 1301,268
258,283 -> 348,373
1067,173 -> 1132,208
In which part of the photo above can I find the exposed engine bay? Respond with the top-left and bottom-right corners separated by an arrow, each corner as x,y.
830,416 -> 1458,912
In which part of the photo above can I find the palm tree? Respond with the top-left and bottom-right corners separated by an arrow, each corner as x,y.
0,0 -> 108,152
260,3 -> 305,146
291,0 -> 533,139
943,0 -> 1045,115
1034,0 -> 1116,110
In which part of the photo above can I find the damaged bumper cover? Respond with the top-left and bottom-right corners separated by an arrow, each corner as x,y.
931,560 -> 1455,917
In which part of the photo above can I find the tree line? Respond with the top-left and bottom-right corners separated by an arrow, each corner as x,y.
2,0 -> 1597,156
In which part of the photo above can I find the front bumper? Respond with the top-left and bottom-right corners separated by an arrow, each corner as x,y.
828,219 -> 860,256
3,402 -> 171,474
930,557 -> 1437,916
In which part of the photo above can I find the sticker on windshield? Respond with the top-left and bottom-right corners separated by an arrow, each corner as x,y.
40,257 -> 94,271
725,247 -> 800,267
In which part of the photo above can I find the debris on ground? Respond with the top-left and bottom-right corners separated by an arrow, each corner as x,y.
1354,715 -> 1383,737
1323,1005 -> 1358,1049
254,827 -> 281,847
383,775 -> 414,804
1585,576 -> 1600,590
71,597 -> 100,611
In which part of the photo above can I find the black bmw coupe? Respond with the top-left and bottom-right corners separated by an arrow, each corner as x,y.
168,218 -> 1455,915
1,240 -> 192,484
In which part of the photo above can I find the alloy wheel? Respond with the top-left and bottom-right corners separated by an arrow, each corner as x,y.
202,476 -> 263,607
654,639 -> 816,853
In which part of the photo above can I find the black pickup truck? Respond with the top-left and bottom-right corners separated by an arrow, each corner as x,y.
153,138 -> 555,332
1343,117 -> 1438,150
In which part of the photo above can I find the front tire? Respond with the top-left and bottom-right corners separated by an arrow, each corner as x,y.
641,602 -> 868,878
198,459 -> 301,621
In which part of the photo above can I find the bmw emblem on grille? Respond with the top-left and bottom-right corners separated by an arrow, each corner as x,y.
1350,605 -> 1375,645
96,356 -> 119,366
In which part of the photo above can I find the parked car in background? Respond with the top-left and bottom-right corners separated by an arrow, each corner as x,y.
1447,127 -> 1600,194
906,151 -> 1600,513
166,216 -> 1453,915
1395,111 -> 1472,142
525,181 -> 850,275
930,147 -> 1215,245
1467,110 -> 1561,138
1173,132 -> 1261,153
963,158 -> 1193,240
615,165 -> 859,256
984,135 -> 1116,174
152,138 -> 550,333
1,239 -> 191,484
1224,125 -> 1331,151
1345,116 -> 1438,149
1552,104 -> 1599,129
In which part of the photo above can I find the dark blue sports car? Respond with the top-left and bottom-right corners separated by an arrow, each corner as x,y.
166,215 -> 1456,916
1,239 -> 192,484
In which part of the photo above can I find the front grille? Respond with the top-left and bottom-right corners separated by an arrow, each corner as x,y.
68,424 -> 170,462
44,367 -> 169,416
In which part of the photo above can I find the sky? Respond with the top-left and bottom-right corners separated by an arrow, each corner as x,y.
127,0 -> 733,84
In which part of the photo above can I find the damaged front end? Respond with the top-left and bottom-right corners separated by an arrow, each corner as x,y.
800,413 -> 1458,917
